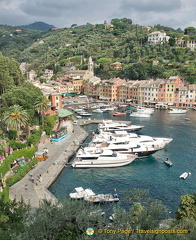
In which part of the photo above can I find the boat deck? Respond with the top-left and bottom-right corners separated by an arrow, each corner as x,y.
78,119 -> 132,126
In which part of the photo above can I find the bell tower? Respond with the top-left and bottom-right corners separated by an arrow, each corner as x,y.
88,56 -> 94,75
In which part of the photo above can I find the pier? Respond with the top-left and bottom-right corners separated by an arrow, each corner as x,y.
9,121 -> 88,211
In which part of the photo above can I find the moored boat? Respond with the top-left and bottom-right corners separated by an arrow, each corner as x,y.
113,112 -> 126,116
98,120 -> 144,133
79,112 -> 92,116
71,148 -> 136,168
179,172 -> 189,179
168,108 -> 188,114
92,109 -> 103,113
164,158 -> 172,166
84,192 -> 119,203
130,112 -> 151,118
69,187 -> 95,199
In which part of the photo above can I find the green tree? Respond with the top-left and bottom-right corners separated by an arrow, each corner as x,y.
124,62 -> 150,79
34,96 -> 50,127
184,27 -> 196,36
0,53 -> 14,94
1,82 -> 43,110
43,115 -> 58,135
97,57 -> 112,71
175,193 -> 196,221
0,198 -> 30,240
3,105 -> 29,137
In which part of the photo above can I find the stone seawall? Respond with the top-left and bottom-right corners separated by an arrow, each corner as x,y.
9,123 -> 88,211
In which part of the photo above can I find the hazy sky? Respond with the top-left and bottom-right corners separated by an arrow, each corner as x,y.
0,0 -> 195,30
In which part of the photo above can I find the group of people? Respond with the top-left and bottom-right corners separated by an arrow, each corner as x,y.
30,174 -> 42,184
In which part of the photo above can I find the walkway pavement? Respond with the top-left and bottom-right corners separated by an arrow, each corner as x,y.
9,121 -> 88,211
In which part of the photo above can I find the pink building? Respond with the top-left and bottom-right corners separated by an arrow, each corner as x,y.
98,78 -> 126,101
45,93 -> 63,116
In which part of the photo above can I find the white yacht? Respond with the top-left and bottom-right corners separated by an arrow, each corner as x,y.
79,111 -> 92,116
168,108 -> 188,114
81,140 -> 161,157
71,148 -> 136,168
98,120 -> 144,133
69,187 -> 95,199
84,193 -> 119,203
91,130 -> 173,148
136,106 -> 154,114
92,109 -> 104,113
130,112 -> 151,118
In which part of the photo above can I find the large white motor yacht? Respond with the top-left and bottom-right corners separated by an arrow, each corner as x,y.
98,120 -> 144,133
71,148 -> 136,168
92,130 -> 172,148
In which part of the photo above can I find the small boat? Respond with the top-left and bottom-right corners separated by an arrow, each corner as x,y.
92,109 -> 103,113
168,108 -> 188,114
164,159 -> 172,166
130,112 -> 151,118
79,112 -> 92,116
84,192 -> 119,203
69,187 -> 95,199
179,172 -> 189,179
184,118 -> 190,121
113,112 -> 126,116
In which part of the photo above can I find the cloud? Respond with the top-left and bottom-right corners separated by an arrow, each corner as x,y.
0,0 -> 195,29
118,0 -> 182,13
17,0 -> 117,26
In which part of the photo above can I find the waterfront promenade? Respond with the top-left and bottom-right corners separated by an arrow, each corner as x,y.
9,121 -> 88,211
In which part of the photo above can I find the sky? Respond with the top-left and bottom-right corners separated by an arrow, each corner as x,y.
0,0 -> 195,30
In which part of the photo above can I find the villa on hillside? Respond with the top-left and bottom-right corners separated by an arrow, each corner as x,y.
148,31 -> 170,44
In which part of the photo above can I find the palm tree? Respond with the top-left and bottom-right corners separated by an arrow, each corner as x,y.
3,105 -> 29,137
34,96 -> 50,127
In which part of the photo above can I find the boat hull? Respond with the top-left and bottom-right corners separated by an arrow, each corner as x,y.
72,158 -> 134,168
84,194 -> 119,203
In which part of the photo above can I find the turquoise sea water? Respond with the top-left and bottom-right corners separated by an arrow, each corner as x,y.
49,109 -> 196,216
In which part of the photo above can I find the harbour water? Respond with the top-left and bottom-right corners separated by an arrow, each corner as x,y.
49,109 -> 196,216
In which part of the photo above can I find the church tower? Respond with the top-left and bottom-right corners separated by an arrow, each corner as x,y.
83,56 -> 94,80
88,56 -> 94,75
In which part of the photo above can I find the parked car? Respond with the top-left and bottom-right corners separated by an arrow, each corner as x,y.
73,120 -> 78,125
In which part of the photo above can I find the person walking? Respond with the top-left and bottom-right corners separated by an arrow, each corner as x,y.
31,176 -> 34,183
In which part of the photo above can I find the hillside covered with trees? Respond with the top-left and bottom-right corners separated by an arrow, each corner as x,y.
0,19 -> 195,82
1,190 -> 196,239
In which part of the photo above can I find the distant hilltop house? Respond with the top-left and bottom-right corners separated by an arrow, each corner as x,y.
42,69 -> 54,80
148,31 -> 170,44
110,62 -> 122,70
27,70 -> 37,81
20,62 -> 30,75
104,23 -> 114,30
175,36 -> 196,50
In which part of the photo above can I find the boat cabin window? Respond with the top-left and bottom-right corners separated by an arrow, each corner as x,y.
112,152 -> 117,157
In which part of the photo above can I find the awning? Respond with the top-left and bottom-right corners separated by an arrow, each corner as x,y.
57,108 -> 73,118
99,96 -> 110,100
